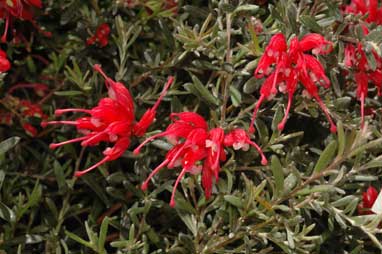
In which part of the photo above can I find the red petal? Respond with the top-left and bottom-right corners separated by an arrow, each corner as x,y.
299,33 -> 333,54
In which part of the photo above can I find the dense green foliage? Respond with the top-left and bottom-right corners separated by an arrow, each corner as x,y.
1,0 -> 382,253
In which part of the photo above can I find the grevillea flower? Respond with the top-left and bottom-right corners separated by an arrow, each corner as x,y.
358,186 -> 378,215
86,23 -> 111,48
344,39 -> 382,128
42,64 -> 174,177
133,112 -> 267,207
0,0 -> 50,42
0,49 -> 10,72
344,0 -> 382,25
250,33 -> 336,134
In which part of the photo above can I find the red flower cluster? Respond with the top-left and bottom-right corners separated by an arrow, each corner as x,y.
344,0 -> 382,24
42,64 -> 173,177
250,33 -> 336,134
0,94 -> 48,137
344,34 -> 382,128
0,0 -> 50,42
0,49 -> 10,72
86,23 -> 111,48
133,112 -> 267,207
358,186 -> 379,215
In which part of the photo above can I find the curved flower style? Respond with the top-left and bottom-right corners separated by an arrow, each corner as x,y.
42,64 -> 174,177
0,0 -> 50,42
358,186 -> 378,215
344,40 -> 382,128
250,33 -> 336,134
344,0 -> 382,25
0,49 -> 10,72
134,112 -> 267,207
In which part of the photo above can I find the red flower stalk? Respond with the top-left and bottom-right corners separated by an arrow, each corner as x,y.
86,23 -> 111,48
42,64 -> 174,177
8,83 -> 49,96
250,33 -> 336,134
358,186 -> 379,215
0,49 -> 10,72
0,0 -> 50,42
344,0 -> 382,24
344,40 -> 382,128
134,112 -> 267,207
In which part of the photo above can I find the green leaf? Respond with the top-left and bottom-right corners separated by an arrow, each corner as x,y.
98,217 -> 109,252
54,90 -> 84,96
271,105 -> 284,132
337,121 -> 345,157
65,230 -> 93,248
178,213 -> 197,236
233,4 -> 259,15
296,185 -> 335,196
229,86 -> 242,107
0,201 -> 16,222
224,195 -> 243,208
300,15 -> 322,33
185,74 -> 220,106
271,155 -> 284,197
0,170 -> 4,191
349,137 -> 382,158
313,140 -> 337,174
0,137 -> 20,156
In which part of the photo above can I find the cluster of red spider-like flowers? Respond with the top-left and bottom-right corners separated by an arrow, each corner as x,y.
344,29 -> 382,128
1,83 -> 48,136
133,112 -> 267,207
42,64 -> 174,177
86,23 -> 111,48
250,33 -> 337,134
344,0 -> 382,25
0,0 -> 50,42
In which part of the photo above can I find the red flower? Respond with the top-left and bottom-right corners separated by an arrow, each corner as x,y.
86,23 -> 111,48
250,33 -> 336,134
0,0 -> 50,42
0,49 -> 10,72
19,99 -> 47,119
344,41 -> 382,128
224,128 -> 268,165
358,186 -> 379,215
344,0 -> 382,24
42,64 -> 174,177
134,112 -> 267,207
22,122 -> 38,137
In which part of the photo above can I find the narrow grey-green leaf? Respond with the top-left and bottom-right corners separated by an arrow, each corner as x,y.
229,86 -> 242,107
337,121 -> 345,157
98,217 -> 109,252
233,4 -> 259,15
0,201 -> 16,223
296,185 -> 335,196
300,15 -> 321,32
271,155 -> 284,197
313,140 -> 337,174
0,136 -> 20,156
185,74 -> 219,106
224,195 -> 243,208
